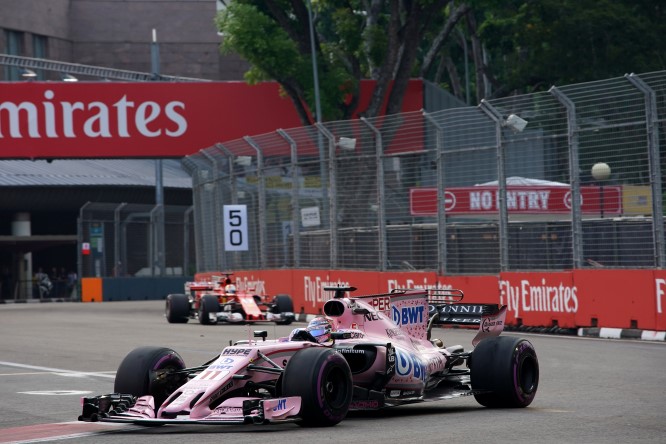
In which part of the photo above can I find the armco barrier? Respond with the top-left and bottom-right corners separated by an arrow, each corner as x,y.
195,269 -> 666,331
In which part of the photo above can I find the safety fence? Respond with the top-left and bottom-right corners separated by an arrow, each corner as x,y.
78,202 -> 195,278
183,71 -> 666,274
183,72 -> 666,275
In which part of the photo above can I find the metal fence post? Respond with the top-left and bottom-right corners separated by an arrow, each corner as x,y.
277,129 -> 301,267
202,151 -> 222,271
113,203 -> 127,276
550,86 -> 584,268
244,136 -> 267,268
625,73 -> 665,268
360,117 -> 388,271
149,204 -> 161,276
77,202 -> 92,299
479,100 -> 509,271
216,143 -> 239,270
316,123 -> 338,268
423,111 -> 447,275
184,206 -> 194,276
215,144 -> 238,204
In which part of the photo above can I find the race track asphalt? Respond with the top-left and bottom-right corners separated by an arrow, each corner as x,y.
1,300 -> 665,444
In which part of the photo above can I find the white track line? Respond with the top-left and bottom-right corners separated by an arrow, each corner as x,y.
0,361 -> 115,379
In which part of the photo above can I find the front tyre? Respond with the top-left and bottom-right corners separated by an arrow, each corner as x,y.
165,293 -> 190,323
114,346 -> 186,408
198,294 -> 220,325
470,336 -> 539,408
273,294 -> 294,325
282,347 -> 352,427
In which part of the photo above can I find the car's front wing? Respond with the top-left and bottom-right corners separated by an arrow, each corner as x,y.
79,394 -> 302,426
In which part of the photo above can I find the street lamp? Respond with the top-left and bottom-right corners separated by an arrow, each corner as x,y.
591,162 -> 611,218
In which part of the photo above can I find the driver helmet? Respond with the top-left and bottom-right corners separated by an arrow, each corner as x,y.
225,284 -> 237,294
306,316 -> 335,343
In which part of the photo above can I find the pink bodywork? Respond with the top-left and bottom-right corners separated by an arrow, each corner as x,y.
109,288 -> 506,422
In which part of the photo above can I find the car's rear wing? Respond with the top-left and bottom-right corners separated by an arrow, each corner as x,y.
323,286 -> 506,344
430,302 -> 504,326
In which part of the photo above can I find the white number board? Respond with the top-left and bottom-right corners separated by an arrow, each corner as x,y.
223,205 -> 248,251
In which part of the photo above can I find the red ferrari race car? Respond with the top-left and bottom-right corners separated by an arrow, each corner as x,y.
164,273 -> 295,325
80,286 -> 539,427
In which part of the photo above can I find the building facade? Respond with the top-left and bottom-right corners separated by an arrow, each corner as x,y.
0,0 -> 247,299
0,0 -> 248,81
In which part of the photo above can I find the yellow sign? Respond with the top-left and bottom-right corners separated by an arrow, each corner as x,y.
622,185 -> 652,215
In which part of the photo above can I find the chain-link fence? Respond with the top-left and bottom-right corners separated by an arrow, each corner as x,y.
183,71 -> 666,274
78,203 -> 195,278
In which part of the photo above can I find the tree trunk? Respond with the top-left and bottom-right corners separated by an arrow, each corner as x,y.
420,2 -> 470,78
445,55 -> 463,100
466,12 -> 486,102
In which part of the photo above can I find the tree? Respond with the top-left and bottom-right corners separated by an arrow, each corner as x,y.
476,0 -> 666,96
216,0 -> 470,124
216,0 -> 666,121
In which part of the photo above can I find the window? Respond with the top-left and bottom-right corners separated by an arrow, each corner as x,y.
32,34 -> 48,79
4,30 -> 24,80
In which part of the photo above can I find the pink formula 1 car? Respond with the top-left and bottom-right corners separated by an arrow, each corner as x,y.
79,286 -> 539,427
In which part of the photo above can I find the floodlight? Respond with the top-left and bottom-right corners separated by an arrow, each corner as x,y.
505,114 -> 528,132
234,156 -> 252,166
337,137 -> 357,150
61,73 -> 78,82
20,68 -> 37,79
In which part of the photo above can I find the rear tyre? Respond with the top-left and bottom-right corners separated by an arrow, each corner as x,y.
470,336 -> 539,408
198,294 -> 220,325
165,293 -> 190,323
114,346 -> 186,408
273,294 -> 294,325
282,347 -> 352,427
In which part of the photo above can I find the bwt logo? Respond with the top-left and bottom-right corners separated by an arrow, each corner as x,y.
272,398 -> 287,411
392,305 -> 425,326
656,279 -> 666,314
395,349 -> 426,381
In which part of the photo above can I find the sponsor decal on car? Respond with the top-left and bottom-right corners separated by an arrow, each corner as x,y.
212,380 -> 234,399
386,327 -> 403,338
368,296 -> 392,316
212,406 -> 243,415
395,349 -> 426,382
222,348 -> 252,356
349,399 -> 382,409
272,398 -> 287,411
392,304 -> 425,326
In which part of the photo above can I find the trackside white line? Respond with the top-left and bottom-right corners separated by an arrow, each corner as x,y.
0,361 -> 115,379
5,432 -> 100,444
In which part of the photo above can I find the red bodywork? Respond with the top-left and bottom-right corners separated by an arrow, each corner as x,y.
186,277 -> 266,321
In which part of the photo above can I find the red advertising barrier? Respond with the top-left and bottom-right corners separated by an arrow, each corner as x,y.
196,268 -> 666,331
499,272 -> 577,327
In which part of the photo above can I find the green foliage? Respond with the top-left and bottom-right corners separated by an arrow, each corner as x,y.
479,0 -> 666,93
216,3 -> 305,83
216,0 -> 666,120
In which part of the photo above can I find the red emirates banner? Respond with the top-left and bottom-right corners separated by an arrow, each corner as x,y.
410,185 -> 622,216
0,80 -> 423,159
195,268 -> 666,330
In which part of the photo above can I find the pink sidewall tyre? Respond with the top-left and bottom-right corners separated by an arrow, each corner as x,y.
470,336 -> 539,408
282,347 -> 353,426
